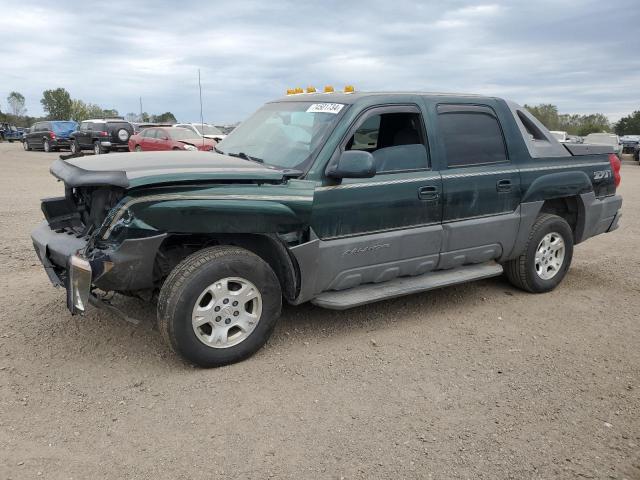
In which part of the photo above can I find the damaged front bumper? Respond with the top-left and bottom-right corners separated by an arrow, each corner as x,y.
31,220 -> 166,315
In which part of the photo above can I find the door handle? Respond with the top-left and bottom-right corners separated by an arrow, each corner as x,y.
418,185 -> 439,201
496,179 -> 512,192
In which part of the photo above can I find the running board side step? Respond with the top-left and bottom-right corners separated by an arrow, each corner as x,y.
311,262 -> 503,310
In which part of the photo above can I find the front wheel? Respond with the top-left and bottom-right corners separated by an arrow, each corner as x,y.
23,140 -> 30,151
158,246 -> 282,367
504,214 -> 574,293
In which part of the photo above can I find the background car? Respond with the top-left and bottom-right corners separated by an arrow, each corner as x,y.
550,130 -> 569,142
583,132 -> 623,155
70,119 -> 134,155
23,121 -> 78,152
174,122 -> 226,142
128,126 -> 216,152
0,122 -> 24,142
620,135 -> 640,154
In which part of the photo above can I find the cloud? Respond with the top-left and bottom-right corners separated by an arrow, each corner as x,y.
0,0 -> 638,123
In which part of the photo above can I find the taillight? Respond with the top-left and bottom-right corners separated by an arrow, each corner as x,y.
99,131 -> 109,137
49,131 -> 56,140
608,153 -> 621,188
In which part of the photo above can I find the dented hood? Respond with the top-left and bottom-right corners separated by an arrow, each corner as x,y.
50,151 -> 292,189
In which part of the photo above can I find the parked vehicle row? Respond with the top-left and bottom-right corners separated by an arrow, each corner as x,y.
20,119 -> 224,153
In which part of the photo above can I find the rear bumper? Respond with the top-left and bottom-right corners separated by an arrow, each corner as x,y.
31,221 -> 166,314
100,141 -> 129,151
577,193 -> 623,243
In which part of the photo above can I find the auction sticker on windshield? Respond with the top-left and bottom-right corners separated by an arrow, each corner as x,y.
306,103 -> 344,114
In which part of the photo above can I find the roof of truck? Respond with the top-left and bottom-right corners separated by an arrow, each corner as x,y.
271,91 -> 499,104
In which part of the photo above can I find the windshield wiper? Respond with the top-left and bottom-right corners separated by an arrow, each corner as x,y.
226,151 -> 264,164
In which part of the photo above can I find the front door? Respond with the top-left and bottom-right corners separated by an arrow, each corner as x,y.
310,104 -> 443,293
435,103 -> 521,268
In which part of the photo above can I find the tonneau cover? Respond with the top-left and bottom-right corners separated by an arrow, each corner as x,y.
563,144 -> 614,156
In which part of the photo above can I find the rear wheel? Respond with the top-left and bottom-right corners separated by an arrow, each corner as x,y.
43,139 -> 51,152
158,246 -> 282,367
93,141 -> 103,155
70,140 -> 80,154
504,214 -> 573,293
23,140 -> 30,151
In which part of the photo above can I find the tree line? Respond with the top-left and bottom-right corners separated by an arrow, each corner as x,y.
523,103 -> 640,137
0,88 -> 176,126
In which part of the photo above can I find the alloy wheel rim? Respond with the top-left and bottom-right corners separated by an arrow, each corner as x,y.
191,277 -> 262,349
44,140 -> 49,152
94,143 -> 100,155
534,232 -> 565,280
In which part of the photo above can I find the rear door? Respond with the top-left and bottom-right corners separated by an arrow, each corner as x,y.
435,104 -> 521,268
77,122 -> 91,148
310,104 -> 443,293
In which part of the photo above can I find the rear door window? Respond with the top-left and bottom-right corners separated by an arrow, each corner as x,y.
437,105 -> 507,167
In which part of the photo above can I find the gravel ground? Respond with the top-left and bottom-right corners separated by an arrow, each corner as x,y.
0,142 -> 638,480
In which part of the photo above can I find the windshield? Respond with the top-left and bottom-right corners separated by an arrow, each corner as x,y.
216,101 -> 346,170
51,121 -> 78,134
194,124 -> 223,136
168,128 -> 200,141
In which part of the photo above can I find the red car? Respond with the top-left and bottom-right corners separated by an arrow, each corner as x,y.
128,127 -> 216,152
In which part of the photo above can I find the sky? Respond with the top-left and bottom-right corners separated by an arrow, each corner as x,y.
1,0 -> 639,124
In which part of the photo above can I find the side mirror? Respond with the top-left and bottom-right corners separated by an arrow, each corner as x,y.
326,150 -> 376,179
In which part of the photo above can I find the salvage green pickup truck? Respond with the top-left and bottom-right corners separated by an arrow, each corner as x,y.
32,91 -> 622,367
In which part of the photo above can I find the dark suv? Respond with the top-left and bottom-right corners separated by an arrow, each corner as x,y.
70,119 -> 134,155
23,121 -> 78,152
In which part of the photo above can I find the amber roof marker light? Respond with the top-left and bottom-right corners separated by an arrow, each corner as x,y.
323,85 -> 335,93
344,85 -> 355,93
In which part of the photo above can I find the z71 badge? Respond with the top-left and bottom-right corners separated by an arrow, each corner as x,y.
593,170 -> 612,180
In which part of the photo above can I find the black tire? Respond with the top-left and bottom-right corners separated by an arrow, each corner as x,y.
158,246 -> 282,367
134,145 -> 142,152
43,139 -> 51,152
70,140 -> 80,154
93,140 -> 103,155
504,213 -> 574,293
23,140 -> 30,151
8,139 -> 14,143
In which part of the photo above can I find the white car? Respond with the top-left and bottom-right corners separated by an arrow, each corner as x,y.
550,130 -> 569,143
583,133 -> 623,155
174,123 -> 226,142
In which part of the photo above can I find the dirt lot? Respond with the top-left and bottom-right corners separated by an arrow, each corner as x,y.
0,141 -> 638,480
